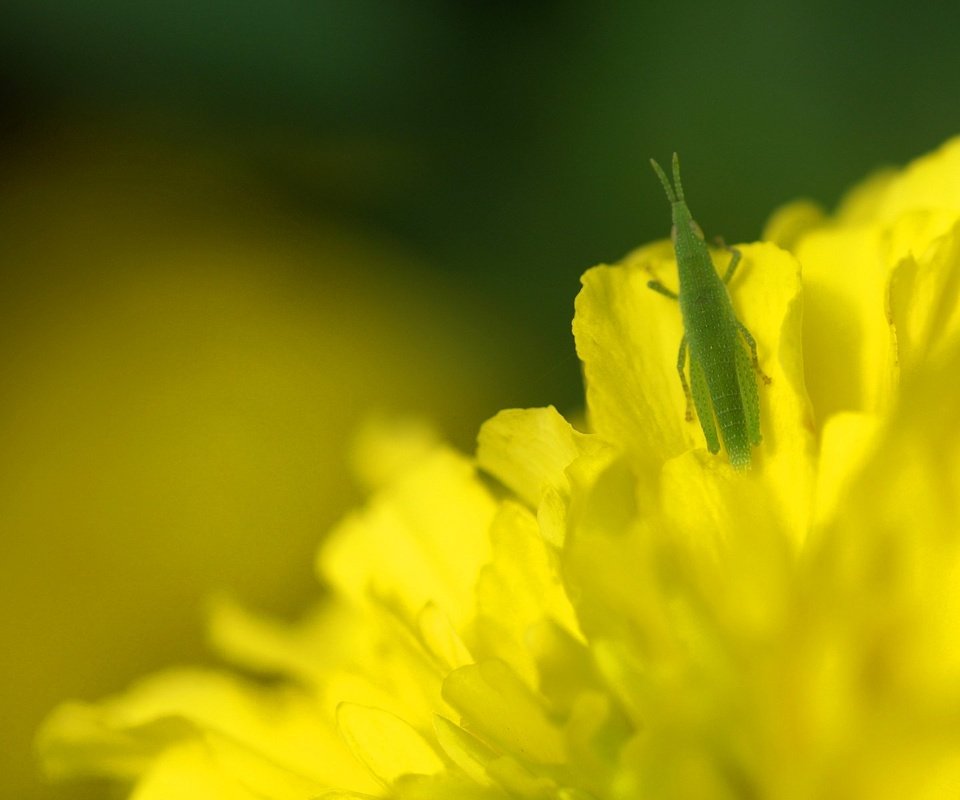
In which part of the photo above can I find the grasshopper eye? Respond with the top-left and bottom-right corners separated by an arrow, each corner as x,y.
689,220 -> 705,240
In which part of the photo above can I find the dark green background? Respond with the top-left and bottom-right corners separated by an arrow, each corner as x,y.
3,3 -> 960,798
5,1 -> 958,415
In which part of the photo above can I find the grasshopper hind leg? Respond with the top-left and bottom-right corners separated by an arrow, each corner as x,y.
736,320 -> 772,384
689,355 -> 720,454
676,336 -> 693,422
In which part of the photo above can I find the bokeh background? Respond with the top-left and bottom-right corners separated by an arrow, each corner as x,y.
3,3 -> 960,798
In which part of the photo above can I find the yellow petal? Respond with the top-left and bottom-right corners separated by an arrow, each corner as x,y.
442,660 -> 566,766
785,140 -> 960,420
476,407 -> 584,507
887,219 -> 960,382
836,135 -> 960,224
38,699 -> 174,781
349,416 -> 441,492
319,446 -> 496,628
391,773 -> 507,799
820,352 -> 960,537
792,222 -> 891,419
432,715 -> 497,786
477,406 -> 612,547
800,346 -> 960,795
830,166 -> 900,225
575,240 -> 814,516
474,502 -> 580,682
562,456 -> 677,655
763,199 -> 826,251
416,602 -> 474,674
37,669 -> 375,794
210,595 -> 446,730
574,241 -> 688,470
484,755 -> 558,798
131,741 -> 255,800
208,595 -> 362,683
658,452 -> 793,640
336,704 -> 444,787
809,411 -> 881,530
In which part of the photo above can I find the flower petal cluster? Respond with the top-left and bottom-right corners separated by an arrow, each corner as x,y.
39,138 -> 960,799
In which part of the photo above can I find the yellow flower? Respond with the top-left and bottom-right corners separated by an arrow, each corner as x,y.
39,137 -> 960,799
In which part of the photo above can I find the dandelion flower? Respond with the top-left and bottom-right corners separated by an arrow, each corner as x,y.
39,138 -> 960,799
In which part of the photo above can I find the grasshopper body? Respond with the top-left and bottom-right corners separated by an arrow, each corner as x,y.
648,154 -> 768,469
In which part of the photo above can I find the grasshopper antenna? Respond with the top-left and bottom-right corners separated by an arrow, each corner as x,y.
671,152 -> 685,202
649,158 -> 677,203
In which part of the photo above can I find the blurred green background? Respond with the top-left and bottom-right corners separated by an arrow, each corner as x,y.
3,2 -> 960,798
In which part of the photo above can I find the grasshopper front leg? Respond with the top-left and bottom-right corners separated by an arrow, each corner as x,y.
647,279 -> 679,300
720,243 -> 741,285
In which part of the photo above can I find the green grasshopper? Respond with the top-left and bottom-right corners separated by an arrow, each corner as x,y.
647,154 -> 770,470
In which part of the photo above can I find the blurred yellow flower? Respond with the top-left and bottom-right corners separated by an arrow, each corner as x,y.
39,137 -> 960,799
1,126 -> 521,800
